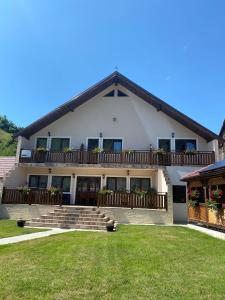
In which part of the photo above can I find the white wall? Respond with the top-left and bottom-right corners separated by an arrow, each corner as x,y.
21,85 -> 209,152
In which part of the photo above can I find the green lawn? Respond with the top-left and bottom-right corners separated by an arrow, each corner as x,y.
0,220 -> 47,238
0,225 -> 225,299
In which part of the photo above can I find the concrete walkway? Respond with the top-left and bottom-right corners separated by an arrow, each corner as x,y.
0,228 -> 77,245
186,224 -> 225,240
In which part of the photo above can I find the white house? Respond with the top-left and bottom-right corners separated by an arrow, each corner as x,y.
1,72 -> 220,226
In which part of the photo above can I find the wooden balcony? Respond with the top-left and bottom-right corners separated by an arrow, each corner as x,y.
19,149 -> 215,166
97,192 -> 167,210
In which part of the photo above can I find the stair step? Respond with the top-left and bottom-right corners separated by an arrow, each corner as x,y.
26,222 -> 107,230
40,216 -> 110,222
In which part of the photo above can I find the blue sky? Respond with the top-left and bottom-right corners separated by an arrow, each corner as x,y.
0,0 -> 225,133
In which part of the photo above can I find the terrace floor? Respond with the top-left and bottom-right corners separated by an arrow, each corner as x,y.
0,225 -> 225,299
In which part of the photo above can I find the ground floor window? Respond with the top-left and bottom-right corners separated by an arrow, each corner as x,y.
28,175 -> 48,189
130,178 -> 151,192
106,177 -> 126,192
51,176 -> 71,192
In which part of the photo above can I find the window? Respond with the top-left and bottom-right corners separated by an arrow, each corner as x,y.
103,139 -> 122,152
87,139 -> 99,151
50,138 -> 70,151
104,90 -> 115,97
51,176 -> 71,192
107,177 -> 126,192
158,139 -> 171,152
36,138 -> 47,149
175,139 -> 196,152
130,178 -> 151,192
117,90 -> 128,97
173,185 -> 186,203
29,175 -> 48,189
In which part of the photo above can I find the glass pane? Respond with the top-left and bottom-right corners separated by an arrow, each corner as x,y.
114,141 -> 122,152
62,177 -> 71,192
51,176 -> 62,189
107,178 -> 116,191
158,139 -> 170,152
36,138 -> 47,149
141,178 -> 151,191
39,176 -> 48,189
29,176 -> 39,188
117,178 -> 126,191
175,139 -> 196,152
61,139 -> 70,150
130,178 -> 140,192
103,139 -> 114,151
88,139 -> 99,151
51,139 -> 62,151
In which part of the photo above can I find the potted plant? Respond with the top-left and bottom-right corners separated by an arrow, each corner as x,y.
63,147 -> 73,153
123,149 -> 134,155
184,149 -> 197,155
17,219 -> 26,227
206,199 -> 222,210
47,187 -> 59,196
17,186 -> 31,195
92,147 -> 103,154
188,189 -> 200,200
98,187 -> 113,195
36,146 -> 47,152
134,188 -> 147,199
211,189 -> 223,201
188,199 -> 200,208
155,148 -> 166,156
106,222 -> 114,232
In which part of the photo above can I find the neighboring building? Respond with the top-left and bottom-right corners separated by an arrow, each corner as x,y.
181,159 -> 225,230
1,72 -> 221,224
0,156 -> 16,194
219,119 -> 225,159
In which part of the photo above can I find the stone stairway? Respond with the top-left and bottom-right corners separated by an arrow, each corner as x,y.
26,206 -> 115,231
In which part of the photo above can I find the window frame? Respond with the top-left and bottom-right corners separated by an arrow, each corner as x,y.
49,136 -> 71,152
35,137 -> 49,149
130,177 -> 152,193
50,175 -> 72,194
175,138 -> 198,152
106,176 -> 127,192
28,174 -> 48,189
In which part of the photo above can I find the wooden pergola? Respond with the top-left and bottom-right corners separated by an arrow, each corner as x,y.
182,160 -> 225,230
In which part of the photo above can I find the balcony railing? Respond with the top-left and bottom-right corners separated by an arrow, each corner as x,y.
19,149 -> 215,166
97,192 -> 167,210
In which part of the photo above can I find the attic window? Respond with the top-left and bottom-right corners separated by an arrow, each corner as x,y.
104,90 -> 115,97
117,90 -> 128,97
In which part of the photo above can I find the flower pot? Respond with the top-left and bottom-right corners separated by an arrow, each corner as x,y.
106,223 -> 114,232
193,202 -> 199,208
17,220 -> 26,227
215,203 -> 222,209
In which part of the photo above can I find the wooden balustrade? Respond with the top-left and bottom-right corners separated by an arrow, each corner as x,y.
1,188 -> 63,205
188,204 -> 225,230
97,192 -> 168,210
19,149 -> 215,166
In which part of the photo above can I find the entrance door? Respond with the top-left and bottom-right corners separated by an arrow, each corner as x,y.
173,185 -> 187,224
76,176 -> 101,206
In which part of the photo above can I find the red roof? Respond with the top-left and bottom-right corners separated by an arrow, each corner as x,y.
0,156 -> 16,178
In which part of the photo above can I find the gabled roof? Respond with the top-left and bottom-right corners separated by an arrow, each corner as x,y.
219,119 -> 225,137
15,71 -> 220,141
0,156 -> 16,179
181,159 -> 225,181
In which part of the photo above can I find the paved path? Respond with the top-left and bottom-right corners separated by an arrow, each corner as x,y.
186,224 -> 225,240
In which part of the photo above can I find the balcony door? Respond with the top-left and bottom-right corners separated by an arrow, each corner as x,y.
76,176 -> 101,206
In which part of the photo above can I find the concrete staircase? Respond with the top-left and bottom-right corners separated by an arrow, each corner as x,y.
26,206 -> 115,231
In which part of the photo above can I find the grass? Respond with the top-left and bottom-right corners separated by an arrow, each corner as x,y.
0,225 -> 225,299
0,220 -> 47,238
0,128 -> 17,156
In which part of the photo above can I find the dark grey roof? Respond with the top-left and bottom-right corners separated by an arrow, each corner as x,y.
15,71 -> 221,141
199,159 -> 225,173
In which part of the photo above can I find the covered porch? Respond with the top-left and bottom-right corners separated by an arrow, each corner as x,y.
2,166 -> 169,211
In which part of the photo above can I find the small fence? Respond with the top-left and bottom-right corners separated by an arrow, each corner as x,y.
1,188 -> 63,205
188,204 -> 225,230
97,192 -> 168,210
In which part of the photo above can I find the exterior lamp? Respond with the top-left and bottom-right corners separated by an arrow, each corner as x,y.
72,173 -> 75,179
48,168 -> 52,174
